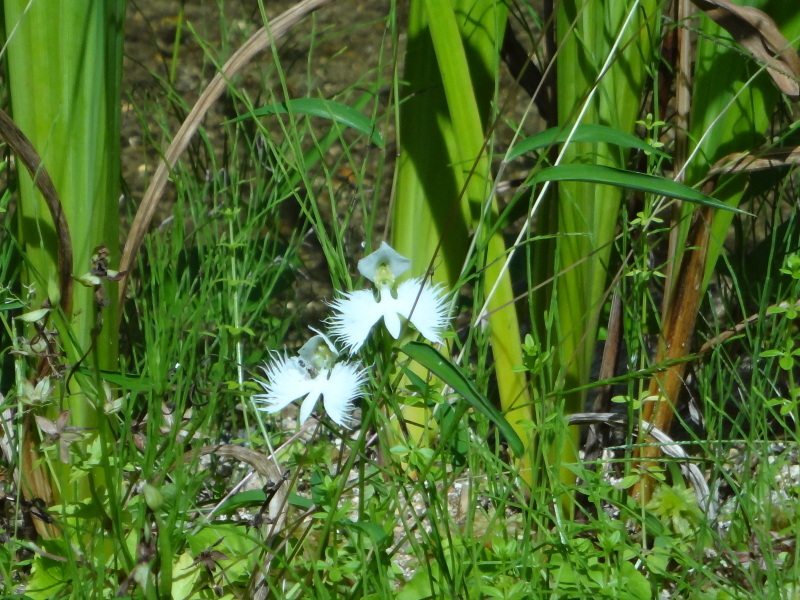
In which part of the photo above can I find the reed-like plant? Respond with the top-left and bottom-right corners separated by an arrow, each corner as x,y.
4,0 -> 125,531
393,0 -> 532,473
535,0 -> 660,499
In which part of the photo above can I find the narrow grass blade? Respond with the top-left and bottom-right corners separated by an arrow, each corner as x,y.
531,164 -> 747,213
508,124 -> 668,161
229,98 -> 384,147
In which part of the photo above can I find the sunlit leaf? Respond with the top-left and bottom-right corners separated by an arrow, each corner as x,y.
18,308 -> 50,322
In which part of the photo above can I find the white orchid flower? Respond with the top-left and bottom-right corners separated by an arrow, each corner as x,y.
253,331 -> 366,428
328,242 -> 449,353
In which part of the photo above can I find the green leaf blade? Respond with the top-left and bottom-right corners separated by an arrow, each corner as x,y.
400,341 -> 524,457
531,164 -> 749,214
508,123 -> 669,161
229,98 -> 384,147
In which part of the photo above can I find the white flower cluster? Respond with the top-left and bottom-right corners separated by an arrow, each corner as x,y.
253,243 -> 449,428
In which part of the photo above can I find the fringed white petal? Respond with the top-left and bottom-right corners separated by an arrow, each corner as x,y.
328,289 -> 385,353
328,278 -> 450,350
321,362 -> 367,428
252,355 -> 313,413
396,279 -> 449,344
252,352 -> 365,428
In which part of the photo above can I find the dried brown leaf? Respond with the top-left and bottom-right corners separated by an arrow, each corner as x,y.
693,0 -> 800,99
34,415 -> 59,436
0,109 -> 73,317
708,146 -> 800,175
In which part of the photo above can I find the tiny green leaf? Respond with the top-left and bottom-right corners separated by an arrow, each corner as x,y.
214,490 -> 267,514
18,308 -> 50,322
0,299 -> 25,312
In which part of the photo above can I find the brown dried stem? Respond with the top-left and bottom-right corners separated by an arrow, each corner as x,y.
632,194 -> 715,504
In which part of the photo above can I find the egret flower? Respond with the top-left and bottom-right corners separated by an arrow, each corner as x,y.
253,332 -> 366,428
328,242 -> 449,353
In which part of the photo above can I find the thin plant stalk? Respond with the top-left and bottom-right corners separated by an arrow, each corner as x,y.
634,2 -> 800,501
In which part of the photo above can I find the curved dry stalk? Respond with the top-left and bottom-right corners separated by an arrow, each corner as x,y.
708,146 -> 800,176
0,106 -> 75,539
181,443 -> 288,599
698,299 -> 800,355
20,414 -> 60,539
569,412 -> 715,518
118,0 -> 336,304
0,107 -> 72,316
183,444 -> 287,532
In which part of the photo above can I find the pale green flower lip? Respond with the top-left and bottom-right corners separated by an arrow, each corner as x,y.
253,340 -> 366,428
357,241 -> 411,287
297,329 -> 339,373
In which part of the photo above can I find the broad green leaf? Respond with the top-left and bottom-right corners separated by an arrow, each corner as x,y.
507,123 -> 668,161
187,524 -> 257,583
340,519 -> 389,547
17,308 -> 50,322
531,164 -> 748,214
290,492 -> 313,510
171,552 -> 201,600
399,364 -> 430,395
400,341 -> 524,457
434,401 -> 469,462
620,561 -> 652,600
397,563 -> 439,600
229,98 -> 384,147
25,552 -> 68,599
